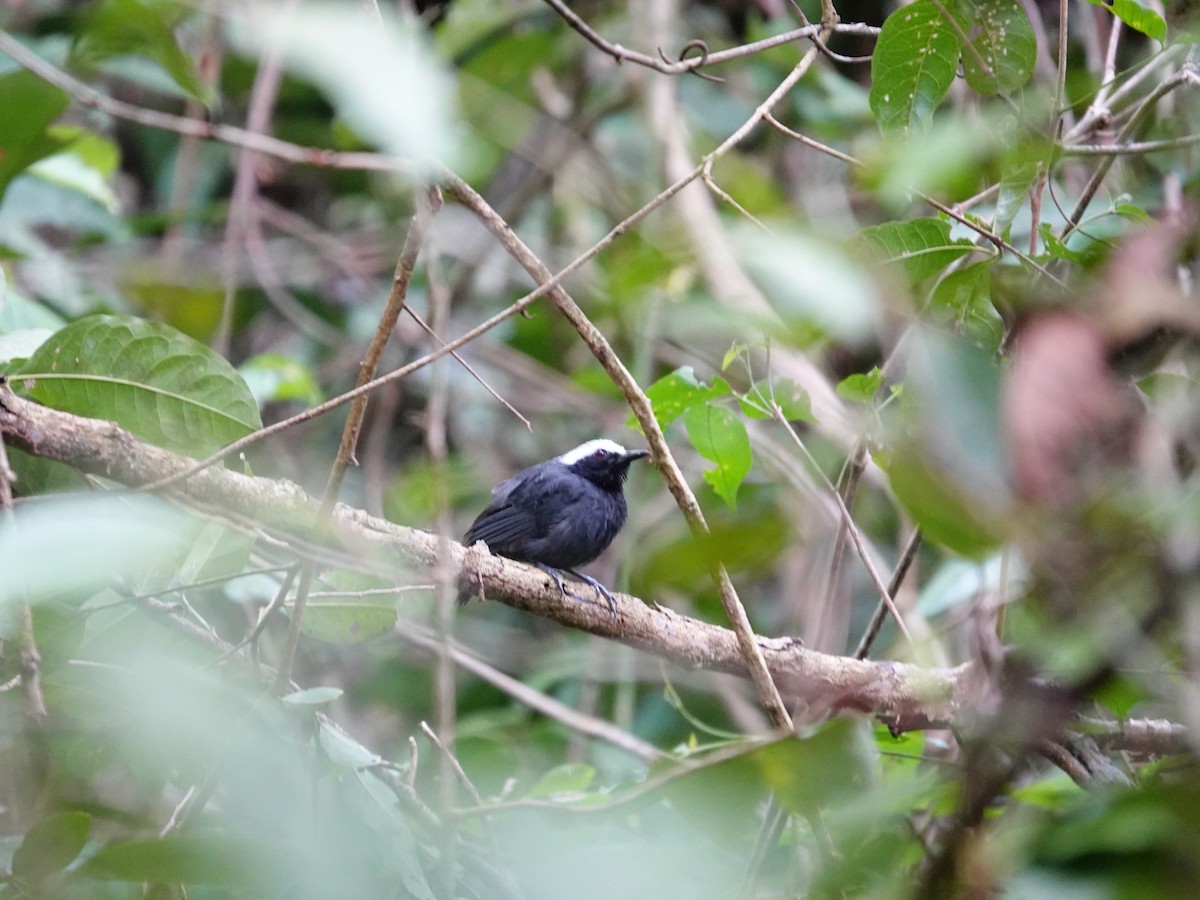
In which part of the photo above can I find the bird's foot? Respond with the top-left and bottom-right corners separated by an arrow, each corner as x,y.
534,564 -> 618,617
565,568 -> 618,617
534,564 -> 583,603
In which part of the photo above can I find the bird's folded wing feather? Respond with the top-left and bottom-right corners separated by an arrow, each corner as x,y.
463,502 -> 540,550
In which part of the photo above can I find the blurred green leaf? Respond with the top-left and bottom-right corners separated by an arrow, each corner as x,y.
762,719 -> 877,816
319,719 -> 384,769
883,441 -> 1006,557
15,314 -> 262,458
240,353 -> 324,406
869,0 -> 960,132
637,366 -> 731,430
28,126 -> 122,213
296,602 -> 398,644
683,404 -> 752,511
81,832 -> 278,886
12,811 -> 90,880
917,553 -> 1020,617
281,686 -> 344,706
74,0 -> 214,105
1084,0 -> 1166,40
529,763 -> 596,799
168,519 -> 254,589
234,3 -> 459,173
837,368 -> 886,404
0,69 -> 71,201
0,495 -> 192,610
858,218 -> 978,284
929,261 -> 1003,350
734,226 -> 879,346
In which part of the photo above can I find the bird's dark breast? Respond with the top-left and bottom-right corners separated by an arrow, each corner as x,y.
526,489 -> 627,568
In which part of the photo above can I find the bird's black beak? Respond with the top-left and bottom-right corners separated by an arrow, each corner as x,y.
626,449 -> 651,463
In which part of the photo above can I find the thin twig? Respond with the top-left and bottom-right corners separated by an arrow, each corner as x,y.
216,0 -> 295,355
1061,67 -> 1196,240
854,529 -> 923,660
404,307 -> 531,430
540,0 -> 877,75
0,28 -> 411,175
762,114 -> 1066,285
769,404 -> 914,646
399,625 -> 664,762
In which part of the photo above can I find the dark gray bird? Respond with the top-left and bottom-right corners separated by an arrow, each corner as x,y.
457,439 -> 650,615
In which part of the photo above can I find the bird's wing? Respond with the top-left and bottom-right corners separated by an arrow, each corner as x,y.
463,497 -> 540,553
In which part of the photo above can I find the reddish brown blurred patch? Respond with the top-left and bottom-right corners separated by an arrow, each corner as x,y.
1003,313 -> 1139,504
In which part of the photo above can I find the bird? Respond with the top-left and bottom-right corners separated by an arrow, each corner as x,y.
457,439 -> 650,615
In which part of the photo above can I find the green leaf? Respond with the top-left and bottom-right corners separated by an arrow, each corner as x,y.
683,404 -> 752,511
740,378 -> 813,422
296,602 -> 398,644
869,0 -> 961,132
281,686 -> 344,706
81,833 -> 277,886
734,226 -> 879,346
15,314 -> 262,458
638,366 -> 731,430
858,218 -> 978,284
1084,0 -> 1166,41
916,554 -> 1013,617
0,70 -> 71,201
995,162 -> 1037,238
929,261 -> 1003,350
883,442 -> 1005,557
74,0 -> 215,105
28,126 -> 123,214
12,811 -> 91,880
240,353 -> 324,406
0,495 -> 191,608
1038,224 -> 1101,266
950,0 -> 1037,96
759,719 -> 876,816
837,367 -> 887,404
319,719 -> 385,769
1093,672 -> 1146,720
529,764 -> 597,799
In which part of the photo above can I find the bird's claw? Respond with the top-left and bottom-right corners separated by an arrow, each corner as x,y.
536,564 -> 619,617
570,569 -> 618,618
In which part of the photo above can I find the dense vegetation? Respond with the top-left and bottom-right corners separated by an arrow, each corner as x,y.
1,0 -> 1198,897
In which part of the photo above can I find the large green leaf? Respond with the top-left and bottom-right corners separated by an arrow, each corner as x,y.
869,0 -> 961,132
15,315 -> 262,458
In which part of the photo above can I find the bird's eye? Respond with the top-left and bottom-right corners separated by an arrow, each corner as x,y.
594,449 -> 609,458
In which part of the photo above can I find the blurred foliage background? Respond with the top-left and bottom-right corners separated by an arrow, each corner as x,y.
1,0 -> 1200,897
